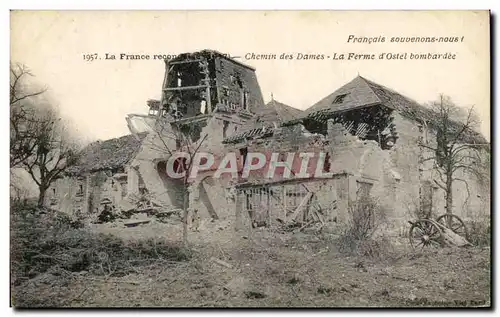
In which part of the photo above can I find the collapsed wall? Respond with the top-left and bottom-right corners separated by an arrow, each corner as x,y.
220,118 -> 403,231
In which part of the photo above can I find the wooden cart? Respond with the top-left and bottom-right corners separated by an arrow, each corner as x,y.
408,214 -> 469,249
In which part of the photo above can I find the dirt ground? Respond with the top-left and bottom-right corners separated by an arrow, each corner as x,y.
13,218 -> 491,308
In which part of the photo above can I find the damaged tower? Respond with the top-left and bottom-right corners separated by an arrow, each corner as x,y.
156,50 -> 264,121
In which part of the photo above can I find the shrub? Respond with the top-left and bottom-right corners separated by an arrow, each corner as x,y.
336,196 -> 392,258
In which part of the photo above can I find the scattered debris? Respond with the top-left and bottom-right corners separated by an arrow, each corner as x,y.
317,286 -> 334,295
95,205 -> 118,224
223,276 -> 249,294
244,290 -> 267,299
124,220 -> 151,228
210,257 -> 233,269
440,225 -> 473,247
354,261 -> 367,272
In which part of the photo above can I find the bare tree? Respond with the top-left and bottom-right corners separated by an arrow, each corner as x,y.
420,95 -> 489,217
10,63 -> 47,167
10,63 -> 80,207
144,117 -> 208,246
21,108 -> 80,207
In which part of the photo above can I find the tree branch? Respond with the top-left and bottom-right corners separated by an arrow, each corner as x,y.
453,178 -> 471,213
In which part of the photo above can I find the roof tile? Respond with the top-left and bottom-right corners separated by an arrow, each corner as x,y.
66,133 -> 148,175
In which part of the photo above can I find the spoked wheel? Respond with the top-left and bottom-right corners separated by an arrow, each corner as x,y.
409,219 -> 443,249
436,214 -> 469,240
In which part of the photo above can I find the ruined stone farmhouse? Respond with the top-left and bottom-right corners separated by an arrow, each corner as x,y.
47,49 -> 489,232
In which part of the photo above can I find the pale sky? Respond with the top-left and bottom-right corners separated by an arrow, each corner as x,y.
10,11 -> 490,141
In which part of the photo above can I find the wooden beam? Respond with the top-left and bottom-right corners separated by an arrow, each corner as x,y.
282,186 -> 287,222
235,189 -> 241,231
171,114 -> 211,124
234,174 -> 353,189
210,257 -> 233,269
215,79 -> 222,105
205,82 -> 212,113
124,220 -> 151,227
168,59 -> 203,65
266,187 -> 271,227
159,61 -> 173,118
164,85 -> 208,92
289,192 -> 313,223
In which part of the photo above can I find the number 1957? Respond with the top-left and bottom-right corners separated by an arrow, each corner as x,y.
83,53 -> 98,62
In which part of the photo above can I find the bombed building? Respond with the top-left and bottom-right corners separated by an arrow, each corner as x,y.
47,49 -> 490,234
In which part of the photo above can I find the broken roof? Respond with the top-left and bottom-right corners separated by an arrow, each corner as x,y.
305,76 -> 381,115
66,133 -> 148,175
168,49 -> 256,71
223,100 -> 303,144
302,75 -> 487,143
223,125 -> 275,144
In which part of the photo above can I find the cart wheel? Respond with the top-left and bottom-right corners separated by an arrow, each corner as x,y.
409,219 -> 442,249
436,214 -> 469,240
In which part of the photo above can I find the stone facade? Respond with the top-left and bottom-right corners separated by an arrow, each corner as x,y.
46,133 -> 149,222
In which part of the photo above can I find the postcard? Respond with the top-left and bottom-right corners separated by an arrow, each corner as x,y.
10,10 -> 491,308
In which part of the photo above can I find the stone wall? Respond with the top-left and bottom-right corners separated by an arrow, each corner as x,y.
47,169 -> 128,222
214,56 -> 265,113
389,113 -> 490,224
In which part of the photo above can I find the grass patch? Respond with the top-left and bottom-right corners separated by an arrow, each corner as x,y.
10,202 -> 191,287
467,220 -> 491,247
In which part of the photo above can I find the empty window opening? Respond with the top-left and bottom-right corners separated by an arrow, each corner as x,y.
177,72 -> 182,87
157,161 -> 167,176
138,173 -> 146,195
244,91 -> 249,110
76,184 -> 84,196
356,181 -> 373,200
240,90 -> 245,109
120,182 -> 127,197
323,152 -> 331,173
236,77 -> 244,89
239,147 -> 248,168
200,100 -> 207,114
353,181 -> 375,230
333,93 -> 348,104
223,120 -> 229,138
